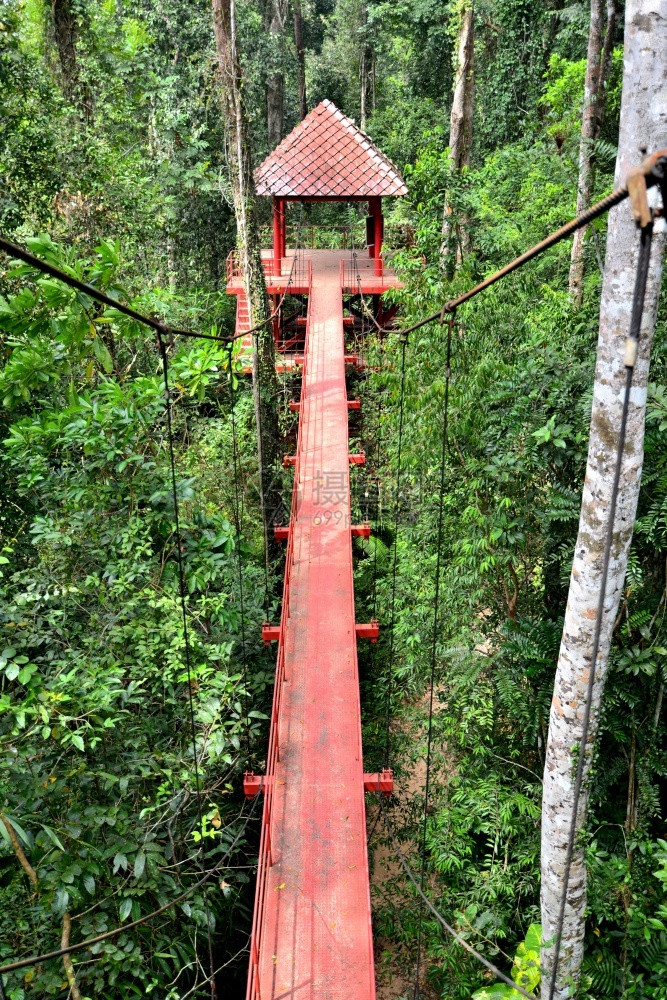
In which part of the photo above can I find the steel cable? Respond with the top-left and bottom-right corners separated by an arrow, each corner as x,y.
384,333 -> 408,767
413,315 -> 454,999
378,795 -> 537,1000
157,330 -> 217,997
0,235 -> 298,348
227,342 -> 252,761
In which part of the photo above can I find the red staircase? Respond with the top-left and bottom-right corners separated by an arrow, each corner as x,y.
235,288 -> 253,356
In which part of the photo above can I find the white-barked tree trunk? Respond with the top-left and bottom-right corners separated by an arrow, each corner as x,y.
540,2 -> 667,997
441,0 -> 474,266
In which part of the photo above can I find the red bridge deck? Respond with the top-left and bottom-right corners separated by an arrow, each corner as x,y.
247,253 -> 399,999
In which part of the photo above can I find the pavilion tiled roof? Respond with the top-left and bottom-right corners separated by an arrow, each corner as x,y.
254,100 -> 407,198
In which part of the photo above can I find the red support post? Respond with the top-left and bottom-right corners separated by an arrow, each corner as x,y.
370,196 -> 384,277
279,198 -> 287,263
272,197 -> 281,276
272,294 -> 281,343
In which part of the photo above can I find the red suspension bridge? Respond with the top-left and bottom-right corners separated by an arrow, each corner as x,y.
228,101 -> 406,1000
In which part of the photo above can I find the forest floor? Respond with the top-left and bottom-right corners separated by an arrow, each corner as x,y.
369,683 -> 451,1000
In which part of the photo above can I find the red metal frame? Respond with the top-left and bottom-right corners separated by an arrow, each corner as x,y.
363,769 -> 394,795
351,523 -> 371,538
355,620 -> 380,642
244,769 -> 393,798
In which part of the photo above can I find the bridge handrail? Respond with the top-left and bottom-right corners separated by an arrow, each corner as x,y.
246,257 -> 312,1000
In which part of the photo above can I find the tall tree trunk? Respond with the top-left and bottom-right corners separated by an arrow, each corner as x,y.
596,0 -> 620,134
359,49 -> 368,131
540,4 -> 667,996
441,0 -> 474,265
569,0 -> 620,307
359,2 -> 371,132
212,0 -> 282,555
266,0 -> 288,149
51,0 -> 79,99
293,0 -> 307,120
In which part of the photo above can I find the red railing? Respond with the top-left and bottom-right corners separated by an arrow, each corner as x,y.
245,260 -> 313,1000
226,249 -> 241,284
340,255 -> 385,291
279,248 -> 310,291
259,222 -> 366,251
227,248 -> 311,291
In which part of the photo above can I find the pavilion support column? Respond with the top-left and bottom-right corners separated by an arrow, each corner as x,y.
279,198 -> 287,266
369,196 -> 383,276
272,197 -> 281,275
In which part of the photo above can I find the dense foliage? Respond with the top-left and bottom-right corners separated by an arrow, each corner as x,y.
1,1 -> 666,999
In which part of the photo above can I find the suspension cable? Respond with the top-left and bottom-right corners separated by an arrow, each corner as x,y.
0,235 -> 297,348
352,150 -> 667,340
384,332 -> 408,767
157,330 -> 217,997
227,342 -> 252,761
252,201 -> 306,611
378,795 -> 536,1000
547,214 -> 655,999
0,798 -> 259,976
413,314 -> 454,999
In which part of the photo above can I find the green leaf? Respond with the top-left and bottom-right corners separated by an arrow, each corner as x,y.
3,815 -> 31,847
133,850 -> 145,879
84,875 -> 95,895
472,986 -> 518,999
113,852 -> 128,874
18,663 -> 38,685
41,825 -> 65,852
92,335 -> 114,373
71,733 -> 85,752
523,924 -> 541,953
119,898 -> 132,921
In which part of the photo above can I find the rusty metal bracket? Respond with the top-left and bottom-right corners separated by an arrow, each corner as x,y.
626,149 -> 667,228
